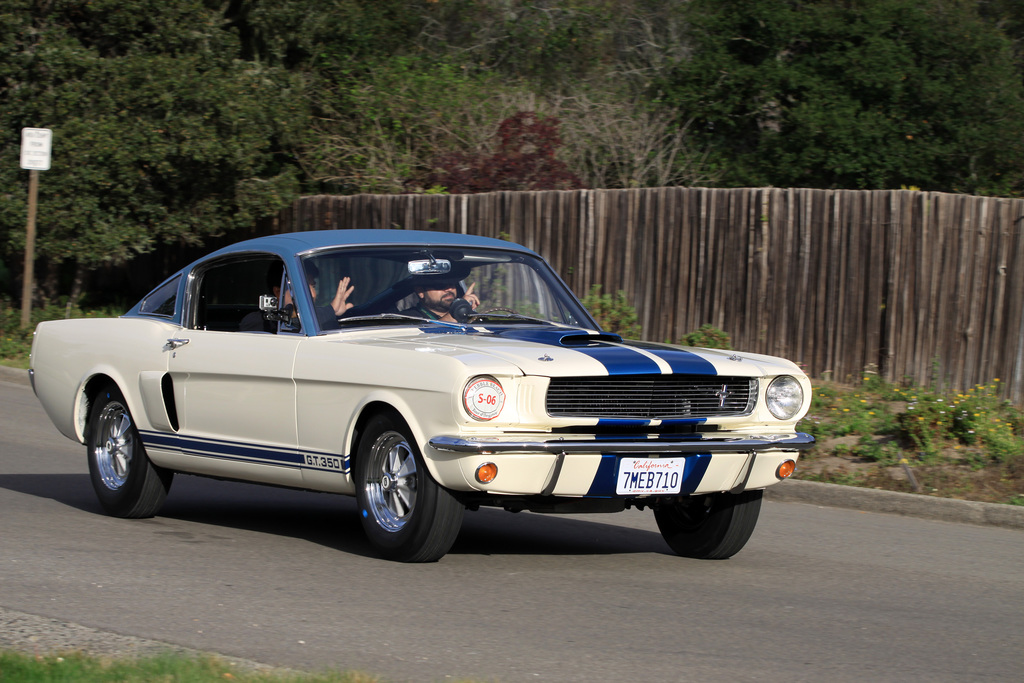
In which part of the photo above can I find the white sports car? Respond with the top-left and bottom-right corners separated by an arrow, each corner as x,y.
30,229 -> 813,562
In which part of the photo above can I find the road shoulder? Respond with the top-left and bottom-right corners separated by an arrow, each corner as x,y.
0,365 -> 28,386
766,478 -> 1024,530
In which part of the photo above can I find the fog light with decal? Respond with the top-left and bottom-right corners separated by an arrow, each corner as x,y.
463,376 -> 505,421
475,462 -> 498,484
775,459 -> 796,480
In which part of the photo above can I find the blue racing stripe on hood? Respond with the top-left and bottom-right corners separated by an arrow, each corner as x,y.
489,328 -> 661,375
622,340 -> 719,375
573,342 -> 662,374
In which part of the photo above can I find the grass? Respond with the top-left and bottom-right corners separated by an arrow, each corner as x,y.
796,374 -> 1024,505
0,651 -> 384,682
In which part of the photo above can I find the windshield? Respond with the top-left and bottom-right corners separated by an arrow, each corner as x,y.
299,245 -> 595,332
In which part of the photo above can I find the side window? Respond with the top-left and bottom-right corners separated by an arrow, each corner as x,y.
191,257 -> 284,332
139,275 -> 180,317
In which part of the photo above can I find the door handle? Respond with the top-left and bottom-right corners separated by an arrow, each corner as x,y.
166,338 -> 190,350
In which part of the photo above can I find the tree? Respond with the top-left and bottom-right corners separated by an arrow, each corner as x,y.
0,0 -> 305,301
554,91 -> 718,188
417,0 -> 624,87
657,0 -> 1024,193
298,56 -> 535,194
220,0 -> 425,69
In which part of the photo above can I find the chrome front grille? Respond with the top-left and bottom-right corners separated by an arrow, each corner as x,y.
546,376 -> 758,419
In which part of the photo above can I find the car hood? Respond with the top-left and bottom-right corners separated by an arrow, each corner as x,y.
346,325 -> 802,378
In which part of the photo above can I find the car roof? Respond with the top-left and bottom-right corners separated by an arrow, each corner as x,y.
125,229 -> 544,323
204,229 -> 537,259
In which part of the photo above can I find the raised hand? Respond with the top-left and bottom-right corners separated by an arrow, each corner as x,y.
330,276 -> 355,315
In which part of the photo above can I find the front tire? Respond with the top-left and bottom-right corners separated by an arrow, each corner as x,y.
654,490 -> 763,559
86,383 -> 172,518
355,414 -> 464,562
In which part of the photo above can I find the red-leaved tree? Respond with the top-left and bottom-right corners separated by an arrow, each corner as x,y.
422,112 -> 584,193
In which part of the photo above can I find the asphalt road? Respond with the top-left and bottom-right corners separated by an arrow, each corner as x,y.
1,373 -> 1022,682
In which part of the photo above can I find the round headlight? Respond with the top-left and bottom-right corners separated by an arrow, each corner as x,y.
766,375 -> 804,420
463,376 -> 505,421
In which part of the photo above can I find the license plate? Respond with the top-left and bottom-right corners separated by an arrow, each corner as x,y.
616,457 -> 685,495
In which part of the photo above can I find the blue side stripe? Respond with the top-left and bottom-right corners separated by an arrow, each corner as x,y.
585,453 -> 712,497
138,430 -> 350,474
140,430 -> 179,450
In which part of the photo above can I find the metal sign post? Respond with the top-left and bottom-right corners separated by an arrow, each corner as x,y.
20,127 -> 51,328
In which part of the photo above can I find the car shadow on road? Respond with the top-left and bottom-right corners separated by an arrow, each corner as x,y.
453,507 -> 672,556
0,472 -> 673,559
0,471 -> 378,557
0,473 -> 103,512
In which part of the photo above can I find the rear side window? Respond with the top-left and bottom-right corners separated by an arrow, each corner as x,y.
191,257 -> 284,332
139,275 -> 180,317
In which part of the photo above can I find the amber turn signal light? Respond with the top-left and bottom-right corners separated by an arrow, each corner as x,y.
775,459 -> 796,480
475,462 -> 498,484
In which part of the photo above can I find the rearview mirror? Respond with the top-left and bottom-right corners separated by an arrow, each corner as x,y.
408,258 -> 451,276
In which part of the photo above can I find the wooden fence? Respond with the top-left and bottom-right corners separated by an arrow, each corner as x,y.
266,188 -> 1024,404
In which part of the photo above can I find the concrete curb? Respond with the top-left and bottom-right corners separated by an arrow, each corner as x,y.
3,362 -> 1021,530
765,478 -> 1024,530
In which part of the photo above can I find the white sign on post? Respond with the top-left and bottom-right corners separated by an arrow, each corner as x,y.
20,127 -> 53,171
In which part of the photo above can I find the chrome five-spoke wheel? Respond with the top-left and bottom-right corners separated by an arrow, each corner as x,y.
93,401 -> 135,490
363,431 -> 418,532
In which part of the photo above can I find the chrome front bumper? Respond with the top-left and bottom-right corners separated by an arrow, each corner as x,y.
429,432 -> 815,455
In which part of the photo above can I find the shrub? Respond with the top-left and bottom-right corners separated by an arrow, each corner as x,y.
800,385 -> 897,439
679,324 -> 731,349
947,381 -> 1024,464
581,284 -> 641,339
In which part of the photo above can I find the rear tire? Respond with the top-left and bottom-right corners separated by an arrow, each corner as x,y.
654,490 -> 763,559
355,413 -> 464,562
86,383 -> 172,518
